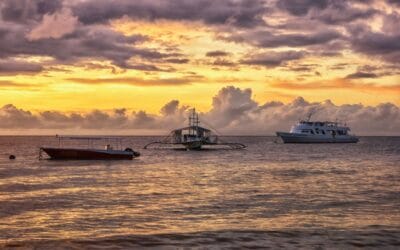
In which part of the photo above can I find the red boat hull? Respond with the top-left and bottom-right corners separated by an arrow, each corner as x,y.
40,147 -> 137,160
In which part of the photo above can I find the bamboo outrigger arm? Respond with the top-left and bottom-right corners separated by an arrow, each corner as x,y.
143,141 -> 246,150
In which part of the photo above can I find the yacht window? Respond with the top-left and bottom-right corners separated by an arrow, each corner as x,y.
310,130 -> 314,134
301,129 -> 309,133
321,130 -> 325,134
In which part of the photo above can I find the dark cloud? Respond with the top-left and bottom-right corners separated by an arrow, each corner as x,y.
329,63 -> 352,70
0,0 -> 397,79
73,0 -> 266,28
386,0 -> 400,6
382,12 -> 400,34
345,72 -> 379,79
222,29 -> 342,50
277,0 -> 377,25
164,58 -> 190,64
283,63 -> 318,72
1,0 -> 63,23
212,58 -> 237,67
277,0 -> 329,16
206,51 -> 230,57
0,23 -> 178,70
241,51 -> 306,67
255,30 -> 339,48
350,30 -> 400,64
310,1 -> 378,25
346,11 -> 400,64
0,60 -> 43,74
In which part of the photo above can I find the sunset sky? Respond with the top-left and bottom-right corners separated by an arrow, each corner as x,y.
0,0 -> 399,135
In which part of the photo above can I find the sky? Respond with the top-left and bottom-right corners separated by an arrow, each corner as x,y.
0,0 -> 399,135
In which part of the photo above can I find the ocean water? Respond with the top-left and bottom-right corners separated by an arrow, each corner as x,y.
0,136 -> 399,249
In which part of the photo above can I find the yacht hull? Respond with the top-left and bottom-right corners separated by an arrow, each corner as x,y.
276,132 -> 359,143
40,147 -> 139,160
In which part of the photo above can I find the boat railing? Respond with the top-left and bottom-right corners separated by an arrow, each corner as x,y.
55,135 -> 126,150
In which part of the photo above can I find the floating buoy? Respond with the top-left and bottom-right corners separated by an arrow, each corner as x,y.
9,155 -> 16,160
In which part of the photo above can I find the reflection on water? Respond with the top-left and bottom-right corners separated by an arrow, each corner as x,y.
0,136 -> 399,248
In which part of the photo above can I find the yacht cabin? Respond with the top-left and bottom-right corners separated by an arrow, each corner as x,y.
290,121 -> 350,137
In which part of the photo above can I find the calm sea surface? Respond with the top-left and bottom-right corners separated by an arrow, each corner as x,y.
0,136 -> 399,249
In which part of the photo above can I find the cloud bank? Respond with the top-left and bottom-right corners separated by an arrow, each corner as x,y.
0,0 -> 399,72
1,86 -> 399,135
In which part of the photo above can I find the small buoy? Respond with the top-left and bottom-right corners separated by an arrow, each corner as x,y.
9,155 -> 16,160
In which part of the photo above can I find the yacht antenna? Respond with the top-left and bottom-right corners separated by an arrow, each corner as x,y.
306,110 -> 315,122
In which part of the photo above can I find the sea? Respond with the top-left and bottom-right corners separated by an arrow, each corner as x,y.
0,136 -> 399,249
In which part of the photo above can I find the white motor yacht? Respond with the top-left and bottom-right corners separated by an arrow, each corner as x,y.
276,113 -> 359,143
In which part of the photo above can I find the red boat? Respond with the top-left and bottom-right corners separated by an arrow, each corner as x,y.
40,136 -> 140,160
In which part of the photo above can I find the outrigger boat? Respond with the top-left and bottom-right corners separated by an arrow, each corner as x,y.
40,136 -> 140,160
276,112 -> 359,143
144,108 -> 246,150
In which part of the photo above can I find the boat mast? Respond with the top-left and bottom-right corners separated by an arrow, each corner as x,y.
189,108 -> 200,136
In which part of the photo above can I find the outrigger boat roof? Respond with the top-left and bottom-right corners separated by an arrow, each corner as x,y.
144,108 -> 246,150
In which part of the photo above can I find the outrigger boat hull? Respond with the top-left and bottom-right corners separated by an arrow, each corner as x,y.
182,141 -> 203,150
40,147 -> 139,160
276,132 -> 359,143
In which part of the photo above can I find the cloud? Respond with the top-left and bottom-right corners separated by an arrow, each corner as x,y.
164,58 -> 190,64
0,80 -> 40,89
283,63 -> 318,72
1,86 -> 399,135
66,76 -> 197,86
350,31 -> 400,64
241,51 -> 306,67
204,86 -> 258,128
0,23 -> 176,70
386,0 -> 400,6
0,0 -> 63,23
277,0 -> 329,16
312,2 -> 378,25
0,59 -> 43,74
0,0 -> 396,75
277,0 -> 377,24
0,104 -> 40,128
212,58 -> 237,67
270,79 -> 400,93
202,86 -> 400,135
27,8 -> 79,40
161,100 -> 180,116
206,51 -> 230,57
223,29 -> 342,48
348,13 -> 400,64
345,72 -> 379,79
72,0 -> 267,28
